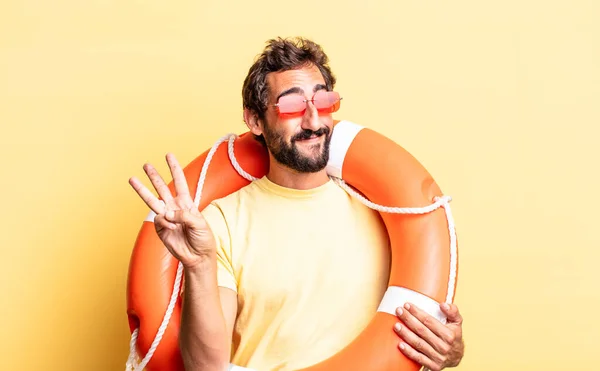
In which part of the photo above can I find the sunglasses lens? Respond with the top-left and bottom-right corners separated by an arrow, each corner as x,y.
276,95 -> 306,114
276,91 -> 342,116
313,91 -> 341,113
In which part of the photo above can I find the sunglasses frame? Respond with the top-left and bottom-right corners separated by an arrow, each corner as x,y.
273,90 -> 342,117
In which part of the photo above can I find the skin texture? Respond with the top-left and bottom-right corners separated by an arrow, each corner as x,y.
129,63 -> 464,370
243,64 -> 334,190
395,303 -> 464,371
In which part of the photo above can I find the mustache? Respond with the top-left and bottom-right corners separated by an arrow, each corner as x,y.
291,127 -> 331,142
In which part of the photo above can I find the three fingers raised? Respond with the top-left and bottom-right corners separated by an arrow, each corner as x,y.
129,153 -> 194,214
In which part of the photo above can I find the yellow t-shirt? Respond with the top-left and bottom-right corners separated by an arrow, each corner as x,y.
201,176 -> 390,371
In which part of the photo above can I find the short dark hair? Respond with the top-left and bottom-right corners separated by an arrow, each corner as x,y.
242,37 -> 337,145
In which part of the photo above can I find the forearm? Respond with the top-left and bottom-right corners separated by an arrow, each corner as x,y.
180,256 -> 230,371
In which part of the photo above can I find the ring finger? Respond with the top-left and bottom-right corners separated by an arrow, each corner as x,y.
129,177 -> 166,215
394,322 -> 442,365
143,163 -> 174,204
397,338 -> 439,371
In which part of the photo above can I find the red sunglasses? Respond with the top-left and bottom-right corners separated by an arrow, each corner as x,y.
274,91 -> 342,117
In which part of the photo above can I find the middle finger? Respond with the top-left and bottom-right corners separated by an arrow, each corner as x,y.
396,304 -> 448,355
143,163 -> 174,204
394,322 -> 442,364
404,303 -> 455,352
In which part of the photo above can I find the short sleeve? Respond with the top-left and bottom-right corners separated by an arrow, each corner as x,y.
201,202 -> 238,292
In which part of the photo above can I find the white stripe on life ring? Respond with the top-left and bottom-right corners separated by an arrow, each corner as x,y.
377,286 -> 447,325
326,120 -> 364,179
144,210 -> 156,222
228,364 -> 258,371
144,200 -> 164,222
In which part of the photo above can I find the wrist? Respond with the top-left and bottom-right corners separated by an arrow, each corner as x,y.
182,254 -> 219,297
183,253 -> 217,275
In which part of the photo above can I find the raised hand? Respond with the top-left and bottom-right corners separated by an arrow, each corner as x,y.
129,153 -> 216,268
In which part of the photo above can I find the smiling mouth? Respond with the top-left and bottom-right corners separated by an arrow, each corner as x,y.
295,134 -> 322,142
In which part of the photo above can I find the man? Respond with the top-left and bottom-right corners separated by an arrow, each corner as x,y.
129,37 -> 464,371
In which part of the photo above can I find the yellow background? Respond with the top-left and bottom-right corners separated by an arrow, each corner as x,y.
1,1 -> 598,370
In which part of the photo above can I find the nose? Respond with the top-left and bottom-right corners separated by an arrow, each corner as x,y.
300,99 -> 321,131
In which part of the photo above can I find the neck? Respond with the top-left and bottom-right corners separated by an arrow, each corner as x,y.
266,158 -> 330,190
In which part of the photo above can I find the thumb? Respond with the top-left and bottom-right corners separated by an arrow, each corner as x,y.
440,303 -> 463,325
165,209 -> 205,229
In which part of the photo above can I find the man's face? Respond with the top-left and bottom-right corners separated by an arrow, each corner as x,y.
260,64 -> 335,173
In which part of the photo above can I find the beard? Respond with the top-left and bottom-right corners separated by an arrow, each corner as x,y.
262,123 -> 332,173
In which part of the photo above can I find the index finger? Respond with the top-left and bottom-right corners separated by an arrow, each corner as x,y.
404,303 -> 455,344
165,153 -> 192,200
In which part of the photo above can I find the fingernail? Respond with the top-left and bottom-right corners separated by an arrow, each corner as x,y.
394,323 -> 402,332
442,303 -> 450,311
397,308 -> 403,316
404,303 -> 411,310
399,342 -> 406,350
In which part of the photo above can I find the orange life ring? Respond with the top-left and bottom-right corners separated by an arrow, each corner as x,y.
126,120 -> 458,371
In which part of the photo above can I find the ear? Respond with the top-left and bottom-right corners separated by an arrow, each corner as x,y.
243,108 -> 264,136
